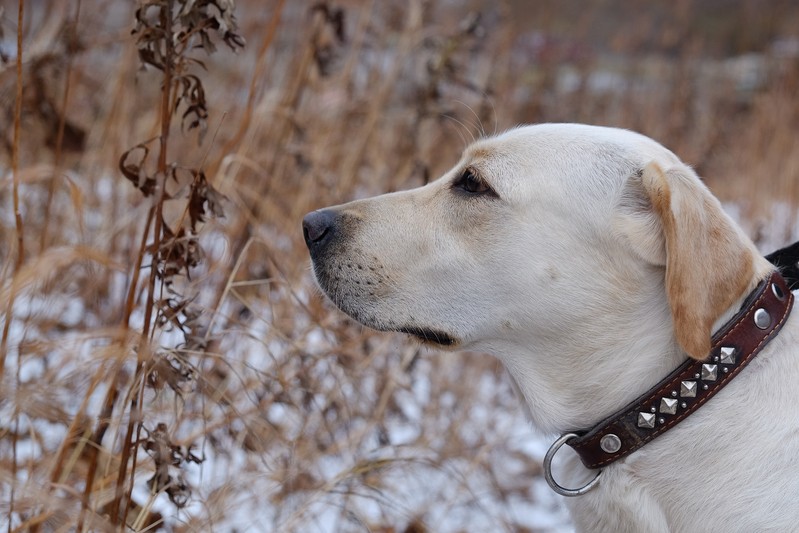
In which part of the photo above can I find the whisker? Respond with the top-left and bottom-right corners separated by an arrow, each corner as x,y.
442,113 -> 474,148
453,98 -> 485,139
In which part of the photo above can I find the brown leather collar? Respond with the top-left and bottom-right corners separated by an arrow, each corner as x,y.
566,270 -> 793,470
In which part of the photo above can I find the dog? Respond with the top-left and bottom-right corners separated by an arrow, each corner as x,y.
302,123 -> 799,532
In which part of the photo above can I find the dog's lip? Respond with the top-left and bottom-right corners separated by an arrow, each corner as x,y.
397,326 -> 458,347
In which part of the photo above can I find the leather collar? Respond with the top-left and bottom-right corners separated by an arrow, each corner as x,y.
544,243 -> 799,496
566,269 -> 794,471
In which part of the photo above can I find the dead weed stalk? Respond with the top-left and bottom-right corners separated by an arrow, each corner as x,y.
72,0 -> 244,528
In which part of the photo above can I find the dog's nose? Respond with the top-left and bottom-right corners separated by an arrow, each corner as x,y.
302,209 -> 337,250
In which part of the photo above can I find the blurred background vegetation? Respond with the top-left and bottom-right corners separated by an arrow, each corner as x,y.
1,0 -> 797,531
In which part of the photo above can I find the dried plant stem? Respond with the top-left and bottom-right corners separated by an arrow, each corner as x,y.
10,0 -> 25,269
4,2 -> 26,529
113,2 -> 175,524
40,0 -> 82,250
75,370 -> 117,531
207,8 -> 322,331
31,369 -> 105,532
76,208 -> 155,531
0,0 -> 25,384
212,0 -> 284,172
113,204 -> 166,527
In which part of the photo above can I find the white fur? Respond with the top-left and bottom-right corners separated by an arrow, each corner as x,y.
307,123 -> 799,531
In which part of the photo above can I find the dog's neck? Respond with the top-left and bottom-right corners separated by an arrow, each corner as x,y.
492,259 -> 774,435
490,278 -> 678,433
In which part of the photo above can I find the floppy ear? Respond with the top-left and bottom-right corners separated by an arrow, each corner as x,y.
614,167 -> 667,267
638,162 -> 758,359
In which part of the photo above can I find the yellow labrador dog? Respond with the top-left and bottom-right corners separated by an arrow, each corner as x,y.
303,124 -> 799,532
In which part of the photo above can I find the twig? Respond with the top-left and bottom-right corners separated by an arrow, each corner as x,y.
40,0 -> 82,249
0,0 -> 26,383
4,1 -> 26,529
76,207 -> 155,531
113,0 -> 175,522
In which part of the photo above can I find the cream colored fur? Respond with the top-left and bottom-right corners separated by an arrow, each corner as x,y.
307,123 -> 799,531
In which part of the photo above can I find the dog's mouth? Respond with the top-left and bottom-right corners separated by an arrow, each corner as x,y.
397,326 -> 458,347
309,257 -> 459,348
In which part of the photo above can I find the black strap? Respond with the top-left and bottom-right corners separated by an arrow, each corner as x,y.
766,241 -> 799,291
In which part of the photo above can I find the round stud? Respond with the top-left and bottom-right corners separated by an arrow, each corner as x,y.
600,433 -> 622,454
772,283 -> 785,301
650,406 -> 656,413
681,402 -> 687,408
713,355 -> 719,362
703,384 -> 709,390
722,367 -> 729,373
658,418 -> 665,425
754,308 -> 771,330
694,373 -> 700,379
671,391 -> 677,397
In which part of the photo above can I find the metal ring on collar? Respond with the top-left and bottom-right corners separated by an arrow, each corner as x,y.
543,433 -> 602,497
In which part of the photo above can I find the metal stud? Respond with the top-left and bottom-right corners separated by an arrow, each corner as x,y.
703,384 -> 709,390
671,390 -> 677,397
701,364 -> 718,381
719,346 -> 736,365
638,412 -> 656,429
722,367 -> 729,373
658,418 -> 665,425
681,402 -> 687,408
660,397 -> 678,415
600,434 -> 622,453
694,373 -> 701,379
680,380 -> 697,398
772,283 -> 785,301
650,406 -> 656,413
754,308 -> 771,329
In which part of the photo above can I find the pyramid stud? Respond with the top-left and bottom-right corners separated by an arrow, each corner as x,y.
701,364 -> 718,381
719,346 -> 736,365
659,397 -> 678,415
754,308 -> 770,329
680,380 -> 697,398
638,412 -> 656,429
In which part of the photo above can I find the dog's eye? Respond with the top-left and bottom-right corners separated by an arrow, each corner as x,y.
453,168 -> 495,196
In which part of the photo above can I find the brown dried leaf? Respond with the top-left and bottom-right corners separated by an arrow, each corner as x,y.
188,170 -> 227,231
119,140 -> 161,196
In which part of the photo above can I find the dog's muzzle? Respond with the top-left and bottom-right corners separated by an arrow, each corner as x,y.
303,208 -> 460,347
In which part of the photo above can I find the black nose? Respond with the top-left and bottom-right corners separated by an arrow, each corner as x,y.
302,209 -> 337,250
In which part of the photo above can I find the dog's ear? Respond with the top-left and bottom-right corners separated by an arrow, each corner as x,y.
614,167 -> 667,267
637,162 -> 758,359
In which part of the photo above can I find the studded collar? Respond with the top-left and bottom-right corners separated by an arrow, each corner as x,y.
569,269 -> 793,466
544,266 -> 795,496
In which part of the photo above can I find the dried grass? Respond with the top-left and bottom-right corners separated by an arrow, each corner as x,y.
1,0 -> 798,531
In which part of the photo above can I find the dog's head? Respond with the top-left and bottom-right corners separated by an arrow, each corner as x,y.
303,124 -> 770,426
